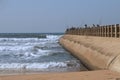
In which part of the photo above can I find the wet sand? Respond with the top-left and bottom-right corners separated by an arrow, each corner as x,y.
0,70 -> 120,80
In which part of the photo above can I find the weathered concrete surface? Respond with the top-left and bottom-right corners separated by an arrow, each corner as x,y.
59,35 -> 120,72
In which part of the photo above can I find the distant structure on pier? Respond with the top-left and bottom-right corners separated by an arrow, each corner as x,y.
65,24 -> 120,38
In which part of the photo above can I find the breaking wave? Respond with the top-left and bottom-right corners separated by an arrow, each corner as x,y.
0,34 -> 81,73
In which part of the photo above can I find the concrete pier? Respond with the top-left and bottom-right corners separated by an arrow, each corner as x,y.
59,24 -> 120,73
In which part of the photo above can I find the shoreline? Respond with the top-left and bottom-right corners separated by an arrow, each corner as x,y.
0,70 -> 120,80
0,65 -> 87,76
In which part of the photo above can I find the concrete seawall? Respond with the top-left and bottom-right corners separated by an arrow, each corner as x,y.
59,34 -> 120,72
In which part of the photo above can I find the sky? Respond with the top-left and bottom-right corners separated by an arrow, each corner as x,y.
0,0 -> 120,33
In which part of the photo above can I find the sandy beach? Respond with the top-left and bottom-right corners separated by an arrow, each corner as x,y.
0,70 -> 119,80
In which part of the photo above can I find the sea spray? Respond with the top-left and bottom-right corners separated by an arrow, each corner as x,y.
0,33 -> 81,74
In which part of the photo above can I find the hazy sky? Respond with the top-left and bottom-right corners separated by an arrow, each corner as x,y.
0,0 -> 120,33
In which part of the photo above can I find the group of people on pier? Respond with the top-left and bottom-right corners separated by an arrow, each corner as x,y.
65,24 -> 120,38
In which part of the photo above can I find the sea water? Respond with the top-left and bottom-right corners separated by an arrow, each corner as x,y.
0,33 -> 82,74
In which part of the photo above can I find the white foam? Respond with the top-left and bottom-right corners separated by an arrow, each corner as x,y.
0,46 -> 32,51
0,38 -> 39,42
0,62 -> 67,70
0,35 -> 80,71
0,35 -> 62,42
21,49 -> 52,59
46,35 -> 62,41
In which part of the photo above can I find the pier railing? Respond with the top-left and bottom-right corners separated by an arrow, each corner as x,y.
65,24 -> 120,38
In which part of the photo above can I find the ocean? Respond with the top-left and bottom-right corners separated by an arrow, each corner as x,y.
0,33 -> 82,75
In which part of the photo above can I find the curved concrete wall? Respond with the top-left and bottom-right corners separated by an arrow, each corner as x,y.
59,35 -> 120,72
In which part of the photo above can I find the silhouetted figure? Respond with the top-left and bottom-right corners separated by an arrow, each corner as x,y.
84,24 -> 87,28
66,28 -> 69,31
97,24 -> 100,27
70,27 -> 76,30
93,24 -> 95,27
